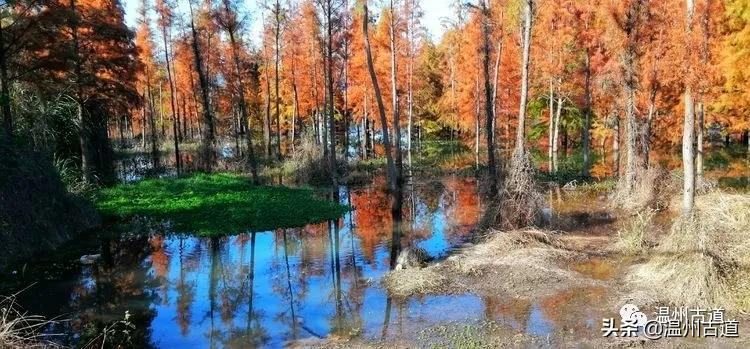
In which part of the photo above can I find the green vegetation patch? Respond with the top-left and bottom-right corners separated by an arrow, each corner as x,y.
96,173 -> 349,236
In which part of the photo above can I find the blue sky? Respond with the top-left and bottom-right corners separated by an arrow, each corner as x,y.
121,0 -> 453,44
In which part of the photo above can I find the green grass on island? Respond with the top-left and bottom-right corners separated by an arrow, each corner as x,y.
96,173 -> 349,236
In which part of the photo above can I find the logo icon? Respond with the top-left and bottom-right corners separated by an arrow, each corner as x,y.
619,303 -> 648,327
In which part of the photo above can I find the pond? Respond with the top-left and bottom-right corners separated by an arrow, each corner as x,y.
9,173 -> 489,347
7,147 -> 747,348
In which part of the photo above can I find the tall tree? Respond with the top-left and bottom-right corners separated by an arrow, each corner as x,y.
682,0 -> 696,215
215,0 -> 259,182
513,0 -> 533,157
155,0 -> 181,172
188,0 -> 215,171
360,0 -> 396,190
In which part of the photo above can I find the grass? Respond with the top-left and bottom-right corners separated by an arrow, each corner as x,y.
382,268 -> 448,298
0,295 -> 58,348
628,192 -> 750,310
96,173 -> 349,236
417,321 -> 532,349
612,209 -> 656,255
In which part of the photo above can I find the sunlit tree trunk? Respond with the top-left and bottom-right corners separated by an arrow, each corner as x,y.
388,0 -> 403,185
514,0 -> 533,156
552,94 -> 563,173
274,0 -> 282,160
291,66 -> 299,154
262,32 -> 272,158
547,80 -> 554,171
222,0 -> 258,183
682,0 -> 696,216
362,1 -> 396,191
161,22 -> 181,173
613,113 -> 620,177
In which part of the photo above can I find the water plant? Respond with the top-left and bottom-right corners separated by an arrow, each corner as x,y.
96,173 -> 349,236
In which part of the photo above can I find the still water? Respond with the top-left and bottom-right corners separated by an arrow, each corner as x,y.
31,144 -> 750,347
15,175 -> 515,347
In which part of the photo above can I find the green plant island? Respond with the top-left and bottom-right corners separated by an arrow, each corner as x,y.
96,173 -> 350,236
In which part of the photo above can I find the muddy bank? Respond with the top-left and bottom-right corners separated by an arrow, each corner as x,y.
306,189 -> 750,348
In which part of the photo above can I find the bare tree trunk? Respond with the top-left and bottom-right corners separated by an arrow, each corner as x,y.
162,26 -> 181,173
263,56 -> 272,159
389,0 -> 403,185
514,0 -> 533,156
474,74 -> 481,170
613,114 -> 620,177
643,86 -> 656,169
274,0 -> 282,160
552,94 -> 563,173
224,5 -> 258,183
623,45 -> 638,191
682,0 -> 696,216
480,0 -> 497,194
141,91 -> 147,149
363,1 -> 396,191
547,80 -> 554,172
582,49 -> 592,177
325,0 -> 337,188
189,2 -> 215,171
491,11 -> 504,145
291,68 -> 299,154
362,93 -> 369,159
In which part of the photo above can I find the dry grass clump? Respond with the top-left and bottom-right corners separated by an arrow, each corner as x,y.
382,267 -> 449,298
0,295 -> 59,349
611,209 -> 656,255
283,133 -> 331,185
628,192 -> 750,310
448,229 -> 568,276
610,166 -> 673,212
482,151 -> 545,230
383,229 -> 599,300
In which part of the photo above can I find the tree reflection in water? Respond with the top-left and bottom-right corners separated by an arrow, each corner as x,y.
15,176 -> 488,347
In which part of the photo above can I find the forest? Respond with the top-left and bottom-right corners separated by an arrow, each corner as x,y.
0,0 -> 749,347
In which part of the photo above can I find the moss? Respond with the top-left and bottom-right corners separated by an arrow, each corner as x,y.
96,173 -> 349,236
